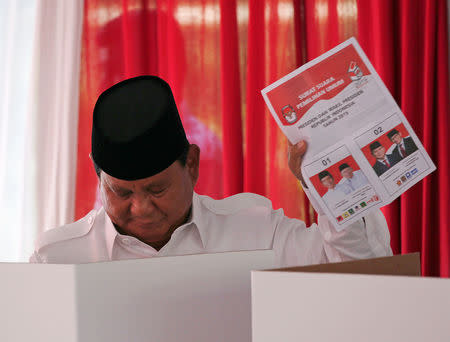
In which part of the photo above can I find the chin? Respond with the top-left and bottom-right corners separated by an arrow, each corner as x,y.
132,222 -> 165,233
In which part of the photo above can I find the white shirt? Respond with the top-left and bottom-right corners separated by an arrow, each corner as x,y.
339,170 -> 369,193
322,184 -> 350,207
30,192 -> 392,267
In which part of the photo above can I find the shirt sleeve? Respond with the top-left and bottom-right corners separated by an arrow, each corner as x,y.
271,190 -> 392,267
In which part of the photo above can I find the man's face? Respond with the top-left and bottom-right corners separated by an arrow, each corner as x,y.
340,167 -> 354,179
389,133 -> 402,145
320,175 -> 335,189
99,145 -> 200,249
371,145 -> 386,160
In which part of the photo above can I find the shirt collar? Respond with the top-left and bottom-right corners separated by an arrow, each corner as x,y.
103,192 -> 206,259
103,210 -> 117,260
190,192 -> 206,248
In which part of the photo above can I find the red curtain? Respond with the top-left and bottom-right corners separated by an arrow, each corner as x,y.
76,0 -> 449,276
357,0 -> 450,277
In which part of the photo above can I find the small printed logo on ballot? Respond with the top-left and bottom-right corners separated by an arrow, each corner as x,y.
281,105 -> 298,124
348,61 -> 364,81
348,61 -> 368,88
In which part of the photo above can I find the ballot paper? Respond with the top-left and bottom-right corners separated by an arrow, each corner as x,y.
262,37 -> 435,231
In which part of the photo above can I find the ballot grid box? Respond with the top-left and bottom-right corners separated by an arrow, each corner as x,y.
2,250 -> 274,342
252,253 -> 450,342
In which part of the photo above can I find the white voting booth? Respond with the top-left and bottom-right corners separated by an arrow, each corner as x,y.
252,253 -> 450,342
2,250 -> 274,342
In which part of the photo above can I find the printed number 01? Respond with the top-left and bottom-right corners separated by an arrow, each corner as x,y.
322,157 -> 332,166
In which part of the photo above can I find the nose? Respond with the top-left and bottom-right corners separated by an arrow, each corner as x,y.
130,193 -> 157,218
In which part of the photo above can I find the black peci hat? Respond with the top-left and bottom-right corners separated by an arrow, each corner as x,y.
338,163 -> 350,172
91,75 -> 189,180
387,129 -> 399,139
370,141 -> 382,152
318,170 -> 332,180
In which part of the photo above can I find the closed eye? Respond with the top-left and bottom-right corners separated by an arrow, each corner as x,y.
145,185 -> 169,197
150,188 -> 166,196
144,183 -> 169,196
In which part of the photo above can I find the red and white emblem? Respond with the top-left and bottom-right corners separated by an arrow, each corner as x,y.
281,105 -> 298,124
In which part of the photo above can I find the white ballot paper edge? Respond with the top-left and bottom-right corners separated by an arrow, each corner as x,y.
262,37 -> 435,231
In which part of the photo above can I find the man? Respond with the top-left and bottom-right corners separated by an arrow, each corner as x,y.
338,163 -> 369,193
370,141 -> 400,176
318,171 -> 352,206
30,76 -> 392,266
387,129 -> 418,160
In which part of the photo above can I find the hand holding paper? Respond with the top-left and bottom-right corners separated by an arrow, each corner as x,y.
262,37 -> 435,231
287,140 -> 307,186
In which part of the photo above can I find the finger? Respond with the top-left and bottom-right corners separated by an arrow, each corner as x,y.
296,140 -> 307,155
287,139 -> 306,148
288,140 -> 307,156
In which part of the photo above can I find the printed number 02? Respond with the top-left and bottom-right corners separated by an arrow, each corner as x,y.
322,157 -> 332,166
374,127 -> 383,135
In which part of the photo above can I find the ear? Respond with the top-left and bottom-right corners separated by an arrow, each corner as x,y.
186,144 -> 200,186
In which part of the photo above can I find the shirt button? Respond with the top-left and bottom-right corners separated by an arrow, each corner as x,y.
88,216 -> 93,225
122,238 -> 130,245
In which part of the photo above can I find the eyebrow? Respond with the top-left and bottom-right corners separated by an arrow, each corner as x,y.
110,185 -> 132,193
144,181 -> 169,191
